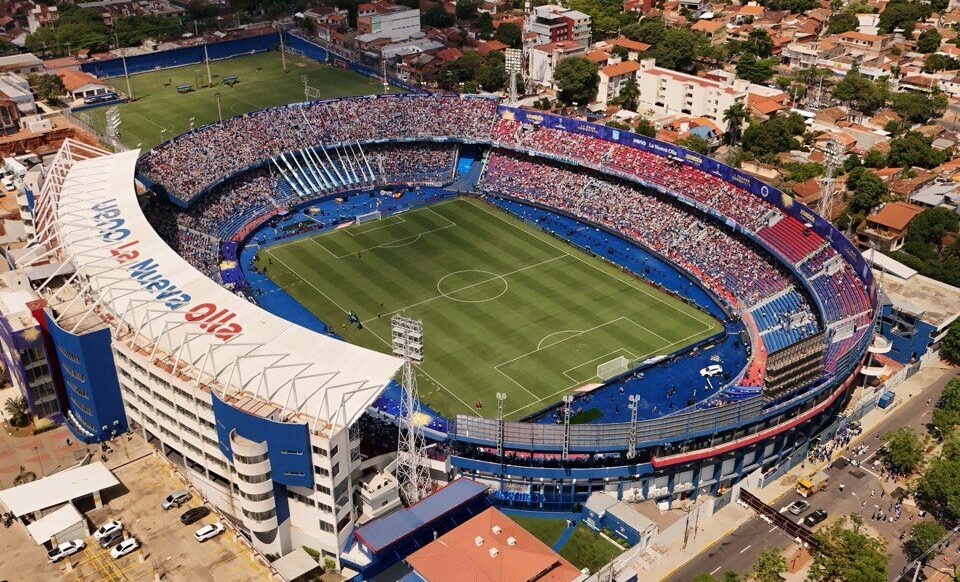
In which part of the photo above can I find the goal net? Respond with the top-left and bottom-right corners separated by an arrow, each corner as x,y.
356,210 -> 382,224
597,356 -> 630,380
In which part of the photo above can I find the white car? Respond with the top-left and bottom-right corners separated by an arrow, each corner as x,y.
93,520 -> 123,541
700,364 -> 723,378
47,539 -> 85,562
110,537 -> 139,559
194,522 -> 225,543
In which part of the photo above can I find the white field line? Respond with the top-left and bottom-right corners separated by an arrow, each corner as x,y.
470,199 -> 716,333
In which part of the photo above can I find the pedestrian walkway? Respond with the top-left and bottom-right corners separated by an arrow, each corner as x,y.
552,520 -> 578,552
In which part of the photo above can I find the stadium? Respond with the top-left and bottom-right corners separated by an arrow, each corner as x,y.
23,91 -> 879,570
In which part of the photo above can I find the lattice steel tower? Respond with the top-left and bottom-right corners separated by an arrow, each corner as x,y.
392,315 -> 430,504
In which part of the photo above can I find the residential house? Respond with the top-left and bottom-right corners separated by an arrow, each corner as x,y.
356,1 -> 420,42
524,5 -> 592,47
632,58 -> 746,122
0,54 -> 42,76
56,70 -> 113,101
691,19 -> 728,45
838,31 -> 891,58
26,4 -> 57,33
857,201 -> 924,251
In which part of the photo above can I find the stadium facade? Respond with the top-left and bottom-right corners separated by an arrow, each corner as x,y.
2,95 -> 881,564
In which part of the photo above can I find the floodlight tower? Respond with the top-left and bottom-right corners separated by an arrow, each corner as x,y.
818,138 -> 842,221
561,395 -> 574,460
505,49 -> 522,105
496,392 -> 507,458
392,315 -> 429,504
627,394 -> 641,460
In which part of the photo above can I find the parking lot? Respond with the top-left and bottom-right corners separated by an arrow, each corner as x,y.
0,451 -> 271,581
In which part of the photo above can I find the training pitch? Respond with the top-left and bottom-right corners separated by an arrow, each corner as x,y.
257,197 -> 722,420
79,50 -> 385,150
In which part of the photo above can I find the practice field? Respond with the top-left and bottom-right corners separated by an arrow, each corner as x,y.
78,50 -> 385,150
256,197 -> 721,420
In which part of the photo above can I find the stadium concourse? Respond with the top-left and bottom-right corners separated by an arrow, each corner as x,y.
21,94 -> 878,569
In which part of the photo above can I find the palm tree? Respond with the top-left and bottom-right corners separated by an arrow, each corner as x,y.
723,101 -> 749,145
615,78 -> 641,112
4,396 -> 28,427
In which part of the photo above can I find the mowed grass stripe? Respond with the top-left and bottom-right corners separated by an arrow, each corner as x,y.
257,197 -> 722,419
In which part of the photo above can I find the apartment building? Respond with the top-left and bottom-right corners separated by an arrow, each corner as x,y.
357,1 -> 421,42
630,59 -> 746,121
528,41 -> 587,86
525,5 -> 592,47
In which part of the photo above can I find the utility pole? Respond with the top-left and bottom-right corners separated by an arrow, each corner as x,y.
215,92 -> 222,121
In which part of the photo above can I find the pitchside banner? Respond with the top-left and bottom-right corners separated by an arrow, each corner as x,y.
497,106 -> 875,294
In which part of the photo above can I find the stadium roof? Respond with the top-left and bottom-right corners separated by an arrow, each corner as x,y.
354,478 -> 489,553
405,507 -> 582,582
0,463 -> 118,517
40,146 -> 402,430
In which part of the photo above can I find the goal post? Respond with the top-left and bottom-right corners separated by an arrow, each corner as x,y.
356,210 -> 382,224
597,356 -> 630,380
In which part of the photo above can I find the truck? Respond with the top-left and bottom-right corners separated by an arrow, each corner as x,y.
796,471 -> 829,497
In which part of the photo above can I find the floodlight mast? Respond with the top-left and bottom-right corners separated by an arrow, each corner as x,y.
392,315 -> 430,504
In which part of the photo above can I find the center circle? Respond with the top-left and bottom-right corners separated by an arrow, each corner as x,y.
436,270 -> 509,303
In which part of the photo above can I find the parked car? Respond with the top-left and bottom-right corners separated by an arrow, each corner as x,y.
98,529 -> 124,549
180,506 -> 210,525
93,520 -> 123,541
47,540 -> 84,563
110,537 -> 139,559
699,364 -> 722,378
804,509 -> 828,527
194,522 -> 225,543
786,500 -> 810,516
161,489 -> 191,510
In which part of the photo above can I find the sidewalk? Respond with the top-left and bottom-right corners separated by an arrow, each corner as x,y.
647,363 -> 955,581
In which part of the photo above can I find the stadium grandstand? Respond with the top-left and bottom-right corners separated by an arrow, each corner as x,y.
4,93 -> 880,571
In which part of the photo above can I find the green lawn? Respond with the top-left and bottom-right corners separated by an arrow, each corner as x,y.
257,197 -> 721,420
558,524 -> 624,573
77,50 -> 385,150
511,516 -> 569,547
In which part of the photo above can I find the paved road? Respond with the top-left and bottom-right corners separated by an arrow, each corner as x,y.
664,368 -> 957,582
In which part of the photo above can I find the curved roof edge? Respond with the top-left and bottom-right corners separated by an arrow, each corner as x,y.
44,146 -> 402,431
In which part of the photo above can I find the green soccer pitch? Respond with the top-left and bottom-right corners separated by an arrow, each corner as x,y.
255,197 -> 722,420
77,50 -> 385,150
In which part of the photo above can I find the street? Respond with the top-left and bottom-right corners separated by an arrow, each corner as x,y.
664,367 -> 958,581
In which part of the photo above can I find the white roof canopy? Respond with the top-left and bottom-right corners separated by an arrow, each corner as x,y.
0,463 -> 118,517
25,503 -> 84,545
44,149 -> 402,430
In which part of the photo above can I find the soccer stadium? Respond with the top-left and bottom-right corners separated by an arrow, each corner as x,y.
18,72 -> 879,572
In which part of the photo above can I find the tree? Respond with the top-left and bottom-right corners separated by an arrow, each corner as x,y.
892,92 -> 948,124
883,427 -> 925,474
651,28 -> 706,74
922,53 -> 960,72
832,70 -> 884,114
493,22 -> 522,48
613,78 -> 640,111
606,120 -> 630,130
863,149 -> 886,168
916,454 -> 960,522
746,29 -> 774,58
3,396 -> 28,427
677,135 -> 711,154
918,29 -> 943,53
553,57 -> 599,105
723,102 -> 749,145
476,53 -> 507,92
878,0 -> 929,35
622,19 -> 665,45
455,0 -> 481,20
27,73 -> 66,103
847,171 -> 888,215
809,515 -> 888,582
827,11 -> 859,34
907,521 -> 948,561
753,547 -> 787,582
634,116 -> 656,137
933,379 -> 960,435
736,53 -> 776,84
476,12 -> 494,38
887,131 -> 949,169
422,3 -> 454,28
941,321 -> 960,366
741,113 -> 805,158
